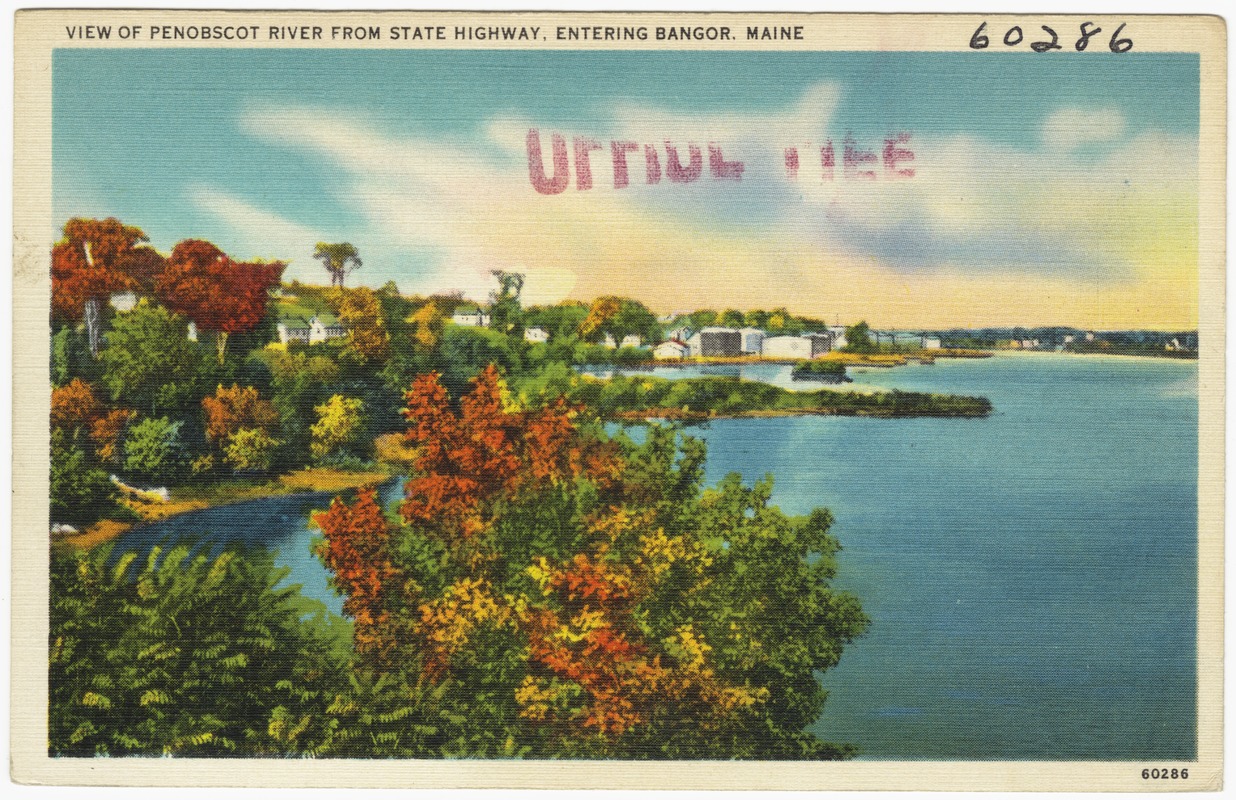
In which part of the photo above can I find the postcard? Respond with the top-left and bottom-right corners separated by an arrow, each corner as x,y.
11,8 -> 1225,791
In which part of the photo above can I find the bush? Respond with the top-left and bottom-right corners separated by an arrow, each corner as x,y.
50,429 -> 116,526
223,428 -> 281,475
49,542 -> 350,757
123,417 -> 188,484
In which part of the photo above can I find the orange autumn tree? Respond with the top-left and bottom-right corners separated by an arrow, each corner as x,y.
201,384 -> 281,473
315,364 -> 868,759
51,378 -> 131,465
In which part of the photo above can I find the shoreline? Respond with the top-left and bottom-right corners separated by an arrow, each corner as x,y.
54,466 -> 392,551
990,348 -> 1200,363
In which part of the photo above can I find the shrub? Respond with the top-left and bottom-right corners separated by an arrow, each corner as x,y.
123,417 -> 188,484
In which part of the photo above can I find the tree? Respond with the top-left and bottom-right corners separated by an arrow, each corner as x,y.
202,384 -> 279,445
409,301 -> 445,353
579,296 -> 660,345
99,300 -> 204,417
578,296 -> 622,343
201,384 -> 281,474
223,428 -> 282,474
51,218 -> 149,357
310,395 -> 366,463
123,417 -> 188,484
488,270 -> 525,337
843,321 -> 874,353
314,366 -> 868,759
157,240 -> 285,364
314,242 -> 362,289
333,286 -> 390,366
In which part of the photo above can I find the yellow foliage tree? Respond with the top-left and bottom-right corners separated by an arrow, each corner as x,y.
310,394 -> 365,462
335,287 -> 390,365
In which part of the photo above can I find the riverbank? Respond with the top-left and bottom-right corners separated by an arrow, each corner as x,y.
566,375 -> 992,420
53,466 -> 391,551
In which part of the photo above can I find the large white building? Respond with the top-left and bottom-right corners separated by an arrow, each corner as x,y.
761,335 -> 814,359
738,327 -> 765,355
687,327 -> 742,357
761,333 -> 833,359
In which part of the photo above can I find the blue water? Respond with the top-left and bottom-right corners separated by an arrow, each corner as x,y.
686,354 -> 1198,760
120,353 -> 1198,760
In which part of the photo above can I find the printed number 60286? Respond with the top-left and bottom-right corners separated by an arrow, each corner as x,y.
1142,768 -> 1188,780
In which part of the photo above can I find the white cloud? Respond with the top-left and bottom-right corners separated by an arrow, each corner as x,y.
190,188 -> 327,283
1042,107 -> 1126,152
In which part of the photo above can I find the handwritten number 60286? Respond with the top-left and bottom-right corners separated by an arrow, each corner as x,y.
970,21 -> 1132,52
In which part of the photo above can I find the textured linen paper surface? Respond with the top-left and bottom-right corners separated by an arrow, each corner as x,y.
11,9 -> 1226,791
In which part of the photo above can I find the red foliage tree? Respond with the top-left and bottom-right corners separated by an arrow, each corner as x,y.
156,239 -> 285,363
51,218 -> 148,356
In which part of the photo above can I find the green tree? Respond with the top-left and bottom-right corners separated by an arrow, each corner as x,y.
123,417 -> 188,484
50,429 -> 116,526
314,242 -> 362,289
842,321 -> 874,353
436,325 -> 520,399
488,270 -> 526,338
99,299 -> 205,416
49,542 -> 349,757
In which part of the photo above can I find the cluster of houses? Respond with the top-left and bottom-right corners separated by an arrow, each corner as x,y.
652,325 -> 856,360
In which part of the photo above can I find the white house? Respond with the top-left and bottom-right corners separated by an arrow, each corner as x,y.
738,327 -> 765,354
187,320 -> 198,342
921,335 -> 942,349
109,292 -> 137,312
666,326 -> 693,342
452,307 -> 491,327
278,314 -> 345,345
827,325 -> 848,351
653,340 -> 690,360
311,316 -> 345,343
603,333 -> 643,349
524,326 -> 550,344
1063,334 -> 1075,344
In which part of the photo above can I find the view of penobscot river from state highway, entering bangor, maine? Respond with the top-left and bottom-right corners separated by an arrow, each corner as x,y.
120,352 -> 1198,761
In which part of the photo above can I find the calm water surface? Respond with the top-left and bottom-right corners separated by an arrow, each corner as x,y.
121,353 -> 1198,760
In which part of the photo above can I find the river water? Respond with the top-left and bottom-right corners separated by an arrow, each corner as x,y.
119,353 -> 1198,760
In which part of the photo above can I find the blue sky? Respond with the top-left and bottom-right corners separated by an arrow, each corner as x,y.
53,49 -> 1200,327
